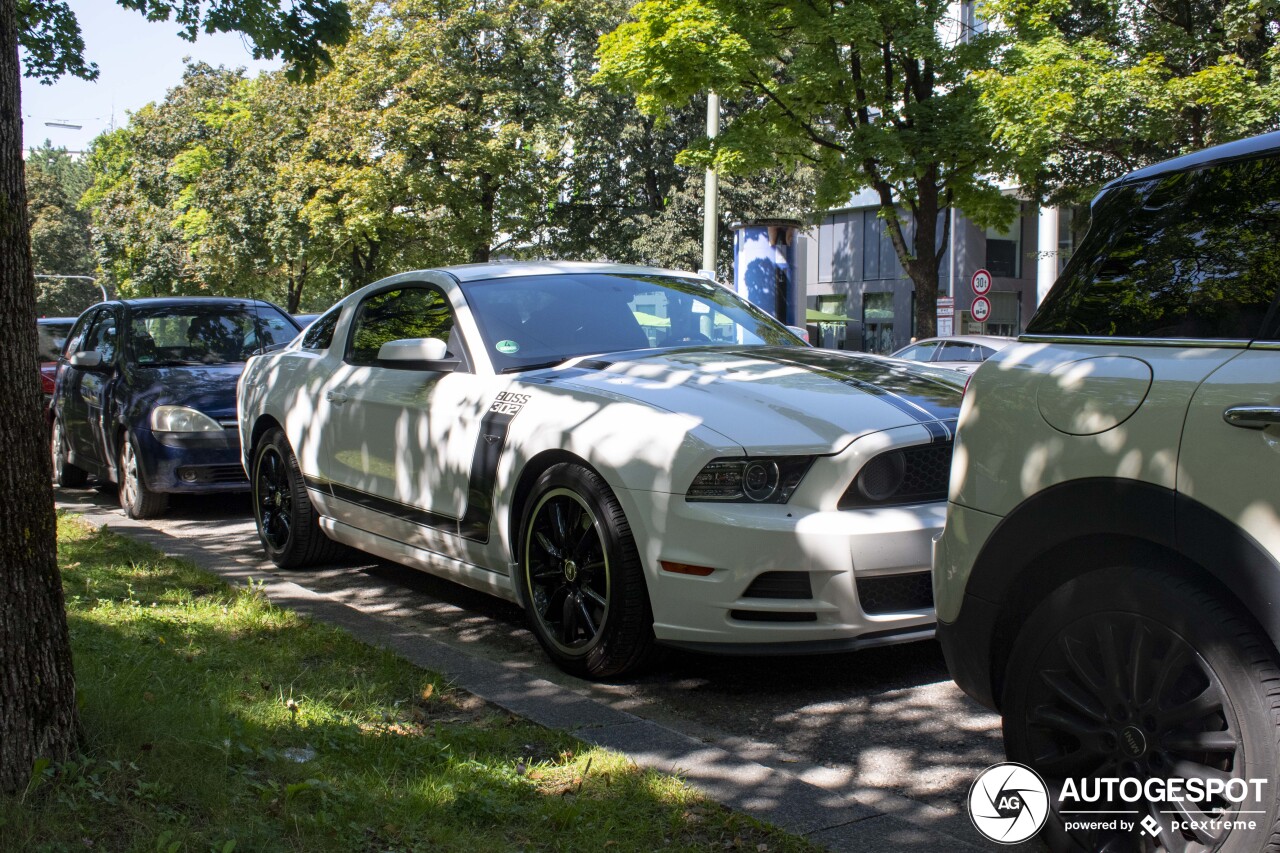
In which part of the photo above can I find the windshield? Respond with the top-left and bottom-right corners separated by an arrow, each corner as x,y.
126,305 -> 298,366
461,273 -> 804,372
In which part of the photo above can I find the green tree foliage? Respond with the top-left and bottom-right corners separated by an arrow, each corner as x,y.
596,0 -> 1016,337
82,0 -> 813,309
978,0 -> 1280,204
25,142 -> 98,314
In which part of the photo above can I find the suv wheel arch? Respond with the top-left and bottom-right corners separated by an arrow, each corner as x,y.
963,478 -> 1280,709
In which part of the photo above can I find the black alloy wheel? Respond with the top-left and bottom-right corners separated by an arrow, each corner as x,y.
525,487 -> 611,654
255,444 -> 293,552
1003,567 -> 1280,853
251,427 -> 342,568
520,464 -> 655,679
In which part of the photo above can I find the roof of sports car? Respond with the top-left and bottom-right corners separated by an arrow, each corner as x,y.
440,260 -> 701,283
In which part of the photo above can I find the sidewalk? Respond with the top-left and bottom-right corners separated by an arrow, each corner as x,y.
63,503 -> 1015,852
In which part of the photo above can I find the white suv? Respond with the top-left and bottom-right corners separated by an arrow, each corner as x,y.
935,131 -> 1280,850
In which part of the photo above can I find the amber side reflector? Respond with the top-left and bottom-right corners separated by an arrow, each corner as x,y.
660,561 -> 716,577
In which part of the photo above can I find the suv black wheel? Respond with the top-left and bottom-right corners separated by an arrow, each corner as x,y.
252,427 -> 342,568
518,463 -> 655,679
51,418 -> 88,488
118,433 -> 168,518
1003,567 -> 1280,852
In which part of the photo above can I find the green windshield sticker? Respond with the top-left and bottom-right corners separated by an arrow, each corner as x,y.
495,339 -> 520,355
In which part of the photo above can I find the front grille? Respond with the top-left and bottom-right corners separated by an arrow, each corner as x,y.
742,571 -> 813,600
856,572 -> 934,614
729,610 -> 818,623
840,442 -> 952,509
178,464 -> 248,485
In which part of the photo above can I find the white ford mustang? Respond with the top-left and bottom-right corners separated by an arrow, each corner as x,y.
237,262 -> 963,677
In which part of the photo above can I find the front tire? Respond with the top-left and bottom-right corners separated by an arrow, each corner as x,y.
252,427 -> 341,568
1002,567 -> 1280,852
518,464 -> 655,679
118,433 -> 168,518
51,419 -> 88,488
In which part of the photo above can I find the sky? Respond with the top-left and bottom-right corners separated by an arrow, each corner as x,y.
20,0 -> 281,154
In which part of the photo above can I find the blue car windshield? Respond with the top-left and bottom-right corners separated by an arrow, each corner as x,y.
461,273 -> 804,372
128,305 -> 297,366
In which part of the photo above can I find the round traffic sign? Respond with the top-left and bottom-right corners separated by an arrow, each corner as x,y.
971,295 -> 992,323
970,269 -> 992,296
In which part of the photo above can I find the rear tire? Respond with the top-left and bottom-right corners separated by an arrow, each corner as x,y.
1002,567 -> 1280,852
118,433 -> 168,518
518,463 -> 655,679
51,419 -> 88,488
252,427 -> 342,568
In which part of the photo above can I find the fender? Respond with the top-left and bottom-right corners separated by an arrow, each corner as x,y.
955,477 -> 1280,708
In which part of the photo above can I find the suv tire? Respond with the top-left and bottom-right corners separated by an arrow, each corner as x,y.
1003,567 -> 1280,852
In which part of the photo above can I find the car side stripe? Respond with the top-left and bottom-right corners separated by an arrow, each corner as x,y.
301,405 -> 519,544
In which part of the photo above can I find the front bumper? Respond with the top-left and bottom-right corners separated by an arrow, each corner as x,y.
616,487 -> 944,651
133,427 -> 249,494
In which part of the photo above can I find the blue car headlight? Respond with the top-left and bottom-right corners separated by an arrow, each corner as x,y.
150,405 -> 223,433
686,457 -> 813,504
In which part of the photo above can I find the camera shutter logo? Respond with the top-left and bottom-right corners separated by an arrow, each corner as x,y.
968,762 -> 1050,844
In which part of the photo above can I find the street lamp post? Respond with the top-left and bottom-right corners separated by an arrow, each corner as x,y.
34,274 -> 108,302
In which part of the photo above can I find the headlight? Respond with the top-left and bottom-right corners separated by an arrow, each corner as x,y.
686,457 -> 813,504
150,405 -> 223,433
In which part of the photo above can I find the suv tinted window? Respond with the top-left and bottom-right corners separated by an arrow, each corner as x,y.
346,287 -> 456,366
301,306 -> 340,350
1028,154 -> 1280,340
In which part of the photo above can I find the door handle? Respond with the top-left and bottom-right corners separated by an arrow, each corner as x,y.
1223,405 -> 1280,429
326,391 -> 349,406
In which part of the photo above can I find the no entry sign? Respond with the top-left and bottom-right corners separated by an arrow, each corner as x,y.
971,295 -> 992,323
970,269 -> 992,296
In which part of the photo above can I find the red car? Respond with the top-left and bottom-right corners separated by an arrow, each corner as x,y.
38,317 -> 77,415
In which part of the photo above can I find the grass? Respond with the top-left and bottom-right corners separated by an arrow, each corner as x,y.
2,514 -> 819,853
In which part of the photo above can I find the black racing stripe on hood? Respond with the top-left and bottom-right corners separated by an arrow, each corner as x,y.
748,347 -> 963,426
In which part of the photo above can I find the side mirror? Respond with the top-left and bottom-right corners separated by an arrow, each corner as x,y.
786,326 -> 812,345
70,351 -> 108,371
377,338 -> 459,372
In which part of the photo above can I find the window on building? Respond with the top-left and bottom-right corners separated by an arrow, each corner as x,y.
986,291 -> 1021,337
863,292 -> 896,353
862,213 -> 881,280
986,216 -> 1022,278
814,295 -> 848,349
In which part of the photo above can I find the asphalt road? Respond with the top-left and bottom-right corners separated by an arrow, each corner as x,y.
56,485 -> 1022,850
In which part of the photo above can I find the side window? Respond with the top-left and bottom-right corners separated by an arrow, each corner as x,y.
84,312 -> 119,364
301,306 -> 340,350
63,314 -> 93,358
895,341 -> 939,361
938,342 -> 981,362
1029,154 -> 1280,340
346,287 -> 457,367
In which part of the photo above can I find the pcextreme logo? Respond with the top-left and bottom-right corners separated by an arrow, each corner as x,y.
968,762 -> 1050,844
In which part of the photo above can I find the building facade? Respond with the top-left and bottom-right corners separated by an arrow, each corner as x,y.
800,190 -> 1079,353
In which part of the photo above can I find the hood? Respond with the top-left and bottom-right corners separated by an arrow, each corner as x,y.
127,362 -> 244,423
540,346 -> 963,455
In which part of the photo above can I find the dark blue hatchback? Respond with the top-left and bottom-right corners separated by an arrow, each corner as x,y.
50,297 -> 300,517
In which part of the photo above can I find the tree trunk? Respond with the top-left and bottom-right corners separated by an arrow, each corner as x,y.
0,0 -> 81,793
877,177 -> 943,341
469,172 -> 494,264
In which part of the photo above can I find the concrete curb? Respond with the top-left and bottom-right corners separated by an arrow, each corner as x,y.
66,506 -> 993,852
